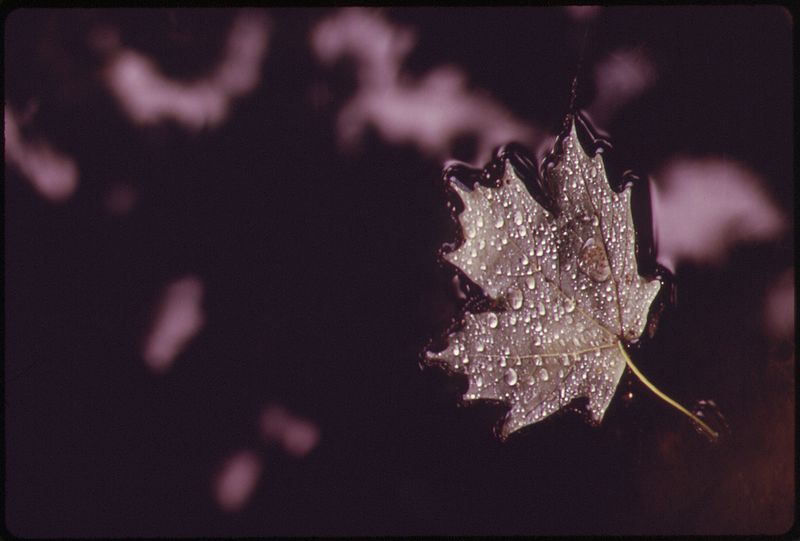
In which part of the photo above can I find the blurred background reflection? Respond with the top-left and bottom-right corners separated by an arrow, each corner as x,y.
5,7 -> 793,536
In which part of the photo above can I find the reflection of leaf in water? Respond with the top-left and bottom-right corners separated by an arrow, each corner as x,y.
426,113 -> 717,440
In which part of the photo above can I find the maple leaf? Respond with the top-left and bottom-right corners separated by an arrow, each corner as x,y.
426,113 -> 717,440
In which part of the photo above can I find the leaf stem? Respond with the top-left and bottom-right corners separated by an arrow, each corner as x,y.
617,342 -> 719,441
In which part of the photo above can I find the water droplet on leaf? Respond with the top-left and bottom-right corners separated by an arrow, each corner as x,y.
578,237 -> 611,282
504,368 -> 518,386
508,287 -> 523,310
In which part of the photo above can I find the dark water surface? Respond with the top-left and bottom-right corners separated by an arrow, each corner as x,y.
5,7 -> 793,536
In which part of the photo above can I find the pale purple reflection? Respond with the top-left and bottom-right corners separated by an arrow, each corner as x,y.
564,5 -> 602,22
452,275 -> 467,301
259,404 -> 320,458
4,105 -> 79,202
311,8 -> 539,164
763,268 -> 794,341
213,449 -> 263,513
587,48 -> 656,128
101,11 -> 270,131
650,158 -> 786,272
142,276 -> 205,374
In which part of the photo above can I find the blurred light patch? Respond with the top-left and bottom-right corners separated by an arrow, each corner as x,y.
587,48 -> 656,128
564,6 -> 602,22
4,105 -> 79,202
763,268 -> 794,341
143,276 -> 205,374
259,404 -> 320,458
312,7 -> 415,89
650,158 -> 786,272
311,8 -> 538,164
101,10 -> 270,131
213,449 -> 263,513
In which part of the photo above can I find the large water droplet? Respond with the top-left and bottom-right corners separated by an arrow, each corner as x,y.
508,287 -> 523,310
487,313 -> 499,328
495,216 -> 504,228
513,210 -> 524,226
564,297 -> 576,313
525,276 -> 536,290
578,237 -> 611,282
465,225 -> 476,239
504,368 -> 518,386
539,368 -> 550,382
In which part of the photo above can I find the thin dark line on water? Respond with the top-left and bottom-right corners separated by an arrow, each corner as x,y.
569,24 -> 591,112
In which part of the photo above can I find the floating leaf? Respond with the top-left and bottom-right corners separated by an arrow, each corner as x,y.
425,113 -> 717,440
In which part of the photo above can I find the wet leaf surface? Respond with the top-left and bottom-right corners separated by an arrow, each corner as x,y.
427,114 -> 661,437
